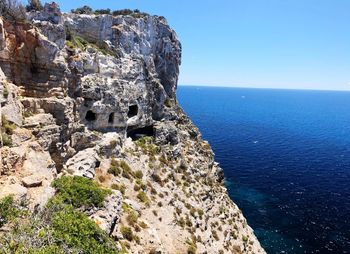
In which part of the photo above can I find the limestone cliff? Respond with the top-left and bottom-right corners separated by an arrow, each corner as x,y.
0,3 -> 265,254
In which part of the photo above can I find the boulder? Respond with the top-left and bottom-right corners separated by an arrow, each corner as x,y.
0,183 -> 27,199
22,175 -> 42,188
65,148 -> 99,178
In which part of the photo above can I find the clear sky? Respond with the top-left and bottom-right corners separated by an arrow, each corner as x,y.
41,0 -> 350,90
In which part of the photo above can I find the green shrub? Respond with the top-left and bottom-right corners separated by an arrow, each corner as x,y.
242,235 -> 249,242
71,5 -> 93,14
65,33 -> 117,57
0,195 -> 20,227
120,226 -> 133,241
139,221 -> 148,229
151,173 -> 163,186
1,116 -> 16,147
178,217 -> 185,228
52,176 -> 111,209
126,210 -> 139,227
94,8 -> 111,15
164,97 -> 172,108
186,240 -> 197,254
111,9 -> 148,18
51,205 -> 116,253
26,0 -> 43,11
136,191 -> 149,204
135,170 -> 143,179
1,132 -> 12,147
0,179 -> 117,254
190,208 -> 197,217
108,159 -> 134,179
134,136 -> 159,156
212,230 -> 219,241
197,209 -> 204,218
3,86 -> 8,98
112,184 -> 126,195
108,158 -> 122,176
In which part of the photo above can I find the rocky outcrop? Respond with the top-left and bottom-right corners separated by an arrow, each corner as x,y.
0,3 -> 265,253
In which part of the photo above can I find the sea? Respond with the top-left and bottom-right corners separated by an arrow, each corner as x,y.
177,86 -> 350,254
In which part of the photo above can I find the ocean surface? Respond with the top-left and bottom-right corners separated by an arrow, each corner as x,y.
177,86 -> 350,254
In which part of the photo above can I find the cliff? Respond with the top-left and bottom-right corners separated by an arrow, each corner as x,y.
0,3 -> 265,254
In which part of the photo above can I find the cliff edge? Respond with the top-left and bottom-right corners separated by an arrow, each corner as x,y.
0,3 -> 265,254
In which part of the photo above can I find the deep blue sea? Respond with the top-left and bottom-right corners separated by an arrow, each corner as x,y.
177,86 -> 350,254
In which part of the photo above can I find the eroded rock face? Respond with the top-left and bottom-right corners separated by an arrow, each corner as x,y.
0,3 -> 265,253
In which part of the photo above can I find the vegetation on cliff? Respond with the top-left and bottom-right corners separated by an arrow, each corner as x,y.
0,176 -> 118,254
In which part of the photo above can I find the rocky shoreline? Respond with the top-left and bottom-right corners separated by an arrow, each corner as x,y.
0,3 -> 265,253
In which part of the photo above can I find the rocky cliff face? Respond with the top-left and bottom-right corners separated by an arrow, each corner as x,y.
0,3 -> 265,254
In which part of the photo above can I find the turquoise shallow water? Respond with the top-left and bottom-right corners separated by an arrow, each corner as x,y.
177,86 -> 350,254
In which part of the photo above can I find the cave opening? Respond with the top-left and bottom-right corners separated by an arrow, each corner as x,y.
85,110 -> 96,121
127,125 -> 154,141
108,113 -> 114,124
127,105 -> 138,118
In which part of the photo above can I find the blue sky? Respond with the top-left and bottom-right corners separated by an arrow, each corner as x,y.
41,0 -> 350,90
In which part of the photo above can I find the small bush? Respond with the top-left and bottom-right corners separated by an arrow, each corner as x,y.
120,226 -> 133,241
186,240 -> 197,254
151,173 -> 163,186
126,210 -> 139,227
139,221 -> 148,229
94,8 -> 111,15
1,116 -> 16,147
242,235 -> 249,242
134,184 -> 141,191
112,184 -> 126,195
109,160 -> 135,179
71,5 -> 93,14
197,209 -> 204,218
135,170 -> 143,179
1,133 -> 12,147
52,176 -> 111,209
111,9 -> 148,18
0,196 -> 20,227
26,0 -> 43,11
212,230 -> 219,241
165,97 -> 172,108
135,136 -> 159,156
178,217 -> 185,228
136,191 -> 149,204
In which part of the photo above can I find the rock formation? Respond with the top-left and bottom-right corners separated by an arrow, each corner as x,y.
0,3 -> 265,253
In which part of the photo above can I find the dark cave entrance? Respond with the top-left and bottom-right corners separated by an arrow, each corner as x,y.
128,105 -> 138,118
127,125 -> 154,140
85,110 -> 96,121
108,113 -> 114,124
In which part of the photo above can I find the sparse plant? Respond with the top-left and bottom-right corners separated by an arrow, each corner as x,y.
134,184 -> 141,191
136,191 -> 149,204
120,226 -> 133,241
126,210 -> 139,227
71,5 -> 93,14
26,0 -> 43,11
94,8 -> 111,15
0,196 -> 21,227
135,170 -> 143,179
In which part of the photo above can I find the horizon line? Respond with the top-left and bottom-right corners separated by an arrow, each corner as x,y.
178,84 -> 350,92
